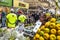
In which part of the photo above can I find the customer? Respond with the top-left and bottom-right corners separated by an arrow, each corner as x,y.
17,9 -> 23,17
26,13 -> 34,26
0,11 -> 2,27
40,13 -> 46,25
1,8 -> 6,27
32,12 -> 40,22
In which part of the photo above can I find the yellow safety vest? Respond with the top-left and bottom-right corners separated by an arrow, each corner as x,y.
18,15 -> 26,23
6,13 -> 17,28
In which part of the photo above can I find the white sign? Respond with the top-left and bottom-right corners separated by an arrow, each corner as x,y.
33,20 -> 42,33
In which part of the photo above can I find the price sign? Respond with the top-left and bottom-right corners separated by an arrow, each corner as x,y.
19,3 -> 26,7
33,20 -> 42,33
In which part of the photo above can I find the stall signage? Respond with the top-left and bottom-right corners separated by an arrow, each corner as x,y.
0,0 -> 12,7
13,0 -> 29,9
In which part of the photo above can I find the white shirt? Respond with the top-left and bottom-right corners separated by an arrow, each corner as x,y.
56,9 -> 60,14
58,2 -> 60,7
49,8 -> 55,14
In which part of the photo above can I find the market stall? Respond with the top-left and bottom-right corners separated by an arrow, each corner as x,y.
0,0 -> 60,40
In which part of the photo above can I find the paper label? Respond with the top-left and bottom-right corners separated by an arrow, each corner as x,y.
33,20 -> 42,33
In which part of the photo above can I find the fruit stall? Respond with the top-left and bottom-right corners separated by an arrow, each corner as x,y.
33,18 -> 59,40
0,0 -> 60,40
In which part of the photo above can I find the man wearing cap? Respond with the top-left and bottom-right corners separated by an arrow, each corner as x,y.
6,9 -> 17,28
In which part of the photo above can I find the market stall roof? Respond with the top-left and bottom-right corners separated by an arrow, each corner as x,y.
13,0 -> 29,9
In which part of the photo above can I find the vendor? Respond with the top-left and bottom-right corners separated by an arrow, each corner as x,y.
6,9 -> 17,28
18,12 -> 27,32
18,12 -> 27,24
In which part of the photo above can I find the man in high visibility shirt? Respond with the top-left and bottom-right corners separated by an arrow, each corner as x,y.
18,14 -> 27,23
6,10 -> 17,28
18,13 -> 27,32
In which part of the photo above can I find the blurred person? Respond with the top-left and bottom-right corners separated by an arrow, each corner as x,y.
48,7 -> 56,17
32,12 -> 40,22
49,8 -> 55,14
45,12 -> 52,21
31,12 -> 36,22
18,13 -> 27,24
56,8 -> 60,16
40,13 -> 46,25
26,13 -> 34,26
35,12 -> 40,21
16,10 -> 24,25
16,9 -> 23,17
6,9 -> 17,28
1,8 -> 6,27
18,12 -> 27,32
0,11 -> 2,27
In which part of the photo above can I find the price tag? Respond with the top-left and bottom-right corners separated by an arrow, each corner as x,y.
33,20 -> 42,33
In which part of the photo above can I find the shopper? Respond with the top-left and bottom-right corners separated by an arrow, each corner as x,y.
17,9 -> 23,17
0,11 -> 2,27
45,12 -> 52,21
35,13 -> 40,21
1,9 -> 6,27
26,13 -> 33,26
32,12 -> 40,22
16,10 -> 24,25
40,13 -> 46,25
6,9 -> 17,28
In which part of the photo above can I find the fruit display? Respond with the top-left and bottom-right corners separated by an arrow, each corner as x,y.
50,34 -> 56,40
56,24 -> 60,30
50,18 -> 56,23
45,22 -> 50,28
39,36 -> 44,40
50,23 -> 56,29
57,36 -> 60,40
33,18 -> 60,40
57,30 -> 60,35
44,28 -> 50,33
44,33 -> 49,40
50,29 -> 56,34
39,31 -> 44,36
